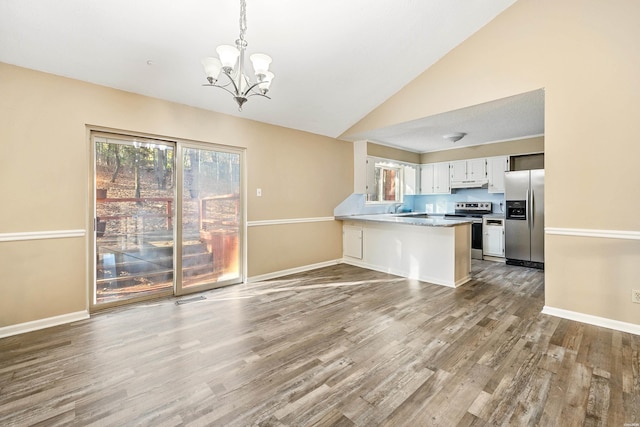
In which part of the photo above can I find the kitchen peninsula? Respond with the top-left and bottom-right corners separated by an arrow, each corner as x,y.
336,213 -> 472,287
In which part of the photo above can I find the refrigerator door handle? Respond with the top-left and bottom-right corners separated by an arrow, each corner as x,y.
530,189 -> 535,230
526,188 -> 531,230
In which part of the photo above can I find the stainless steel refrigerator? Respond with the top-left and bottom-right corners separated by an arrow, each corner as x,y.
504,169 -> 544,269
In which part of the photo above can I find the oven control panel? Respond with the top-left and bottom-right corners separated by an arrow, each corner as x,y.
455,202 -> 492,212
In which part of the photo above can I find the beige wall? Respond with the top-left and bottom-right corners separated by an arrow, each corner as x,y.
546,234 -> 640,323
248,221 -> 343,275
0,63 -> 352,328
0,239 -> 86,326
420,136 -> 544,164
343,0 -> 640,325
367,142 -> 421,164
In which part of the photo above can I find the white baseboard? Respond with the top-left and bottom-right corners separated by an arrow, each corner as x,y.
247,259 -> 342,283
0,311 -> 90,339
542,306 -> 640,336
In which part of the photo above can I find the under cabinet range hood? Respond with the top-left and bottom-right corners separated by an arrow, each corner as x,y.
450,179 -> 488,189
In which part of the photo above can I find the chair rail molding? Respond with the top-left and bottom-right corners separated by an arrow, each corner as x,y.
545,227 -> 640,240
247,217 -> 335,227
0,229 -> 86,242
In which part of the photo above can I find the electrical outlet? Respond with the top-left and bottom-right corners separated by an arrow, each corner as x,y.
632,289 -> 640,304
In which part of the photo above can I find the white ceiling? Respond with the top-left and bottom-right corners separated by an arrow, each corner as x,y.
347,89 -> 545,153
0,0 -> 522,142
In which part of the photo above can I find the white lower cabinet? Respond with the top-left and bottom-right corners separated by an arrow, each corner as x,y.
343,224 -> 363,259
483,218 -> 505,258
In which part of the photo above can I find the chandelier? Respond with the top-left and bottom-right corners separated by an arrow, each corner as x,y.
201,0 -> 274,111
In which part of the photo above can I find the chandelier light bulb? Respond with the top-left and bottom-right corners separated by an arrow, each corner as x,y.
250,53 -> 272,77
216,45 -> 240,72
258,71 -> 274,94
201,57 -> 222,83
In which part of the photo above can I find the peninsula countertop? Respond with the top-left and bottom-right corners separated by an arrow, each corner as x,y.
335,212 -> 473,227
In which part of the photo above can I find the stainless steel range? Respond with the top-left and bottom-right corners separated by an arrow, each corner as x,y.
444,202 -> 492,260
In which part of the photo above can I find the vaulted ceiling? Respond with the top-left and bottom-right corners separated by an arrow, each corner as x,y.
0,1 -> 541,152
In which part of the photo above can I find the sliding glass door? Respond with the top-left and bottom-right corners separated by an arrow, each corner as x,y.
92,133 -> 243,308
94,135 -> 175,305
176,144 -> 242,294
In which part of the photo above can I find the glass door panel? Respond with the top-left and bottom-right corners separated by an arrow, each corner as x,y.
179,146 -> 242,292
94,135 -> 175,306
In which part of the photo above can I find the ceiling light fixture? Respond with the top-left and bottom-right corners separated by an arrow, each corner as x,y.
201,0 -> 274,111
443,132 -> 466,143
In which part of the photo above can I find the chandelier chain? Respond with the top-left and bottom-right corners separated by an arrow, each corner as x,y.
239,0 -> 247,42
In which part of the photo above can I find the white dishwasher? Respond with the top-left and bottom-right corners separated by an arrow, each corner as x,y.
483,216 -> 505,260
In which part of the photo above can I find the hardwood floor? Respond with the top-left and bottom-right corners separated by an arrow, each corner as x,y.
1,261 -> 639,426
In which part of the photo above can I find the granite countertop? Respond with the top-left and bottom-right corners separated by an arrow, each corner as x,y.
335,213 -> 473,227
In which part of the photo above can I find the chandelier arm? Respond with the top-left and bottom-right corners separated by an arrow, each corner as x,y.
245,92 -> 271,100
242,81 -> 270,97
203,83 -> 242,99
203,81 -> 234,90
218,71 -> 242,96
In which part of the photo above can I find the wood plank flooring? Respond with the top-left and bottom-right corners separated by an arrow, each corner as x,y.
1,261 -> 639,426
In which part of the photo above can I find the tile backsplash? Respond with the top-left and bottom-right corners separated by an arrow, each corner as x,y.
406,189 -> 505,214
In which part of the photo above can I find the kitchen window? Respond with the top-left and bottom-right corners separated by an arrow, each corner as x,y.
368,160 -> 404,203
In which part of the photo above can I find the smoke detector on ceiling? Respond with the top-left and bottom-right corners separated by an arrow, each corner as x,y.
443,132 -> 466,143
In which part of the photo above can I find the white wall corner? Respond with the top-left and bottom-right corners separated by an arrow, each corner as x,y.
353,140 -> 368,193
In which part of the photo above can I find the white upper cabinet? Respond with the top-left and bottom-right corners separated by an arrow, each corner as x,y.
420,164 -> 435,194
434,162 -> 451,194
450,159 -> 487,181
420,162 -> 450,194
450,158 -> 488,188
486,156 -> 510,193
403,164 -> 418,195
420,156 -> 509,193
467,158 -> 487,180
365,156 -> 376,197
450,161 -> 468,182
